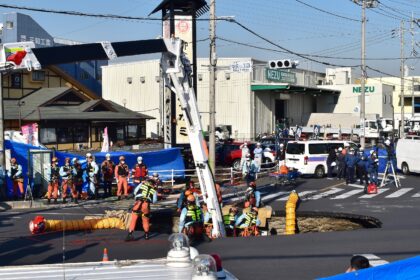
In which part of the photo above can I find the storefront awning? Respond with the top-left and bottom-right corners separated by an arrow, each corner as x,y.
251,83 -> 340,95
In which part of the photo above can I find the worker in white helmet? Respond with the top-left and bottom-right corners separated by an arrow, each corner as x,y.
86,153 -> 99,199
253,143 -> 263,171
132,156 -> 148,185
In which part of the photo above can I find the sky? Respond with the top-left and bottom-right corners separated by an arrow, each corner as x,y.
1,0 -> 419,77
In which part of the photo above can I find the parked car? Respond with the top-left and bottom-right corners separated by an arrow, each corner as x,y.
216,142 -> 276,170
285,140 -> 357,178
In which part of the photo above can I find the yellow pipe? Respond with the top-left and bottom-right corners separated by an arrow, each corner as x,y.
30,216 -> 126,234
285,191 -> 299,235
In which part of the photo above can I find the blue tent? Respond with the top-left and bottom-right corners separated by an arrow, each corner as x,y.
318,255 -> 420,280
4,140 -> 185,197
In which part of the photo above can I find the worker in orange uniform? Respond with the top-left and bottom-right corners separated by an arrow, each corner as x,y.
132,156 -> 148,185
115,156 -> 130,200
179,195 -> 205,242
59,157 -> 76,204
7,157 -> 24,200
125,177 -> 158,241
46,157 -> 60,204
101,153 -> 115,198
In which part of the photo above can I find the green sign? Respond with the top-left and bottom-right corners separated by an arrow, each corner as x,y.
266,68 -> 296,84
353,86 -> 375,93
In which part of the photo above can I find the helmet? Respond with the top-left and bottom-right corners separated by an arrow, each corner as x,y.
137,156 -> 143,163
72,157 -> 78,164
338,147 -> 343,152
185,190 -> 192,197
243,142 -> 248,146
280,143 -> 284,148
52,157 -> 58,162
370,150 -> 375,155
119,156 -> 125,161
187,195 -> 196,203
105,153 -> 111,159
385,139 -> 391,146
256,142 -> 261,146
153,172 -> 159,178
86,152 -> 92,158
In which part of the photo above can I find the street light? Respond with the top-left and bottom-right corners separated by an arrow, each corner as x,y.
17,100 -> 26,130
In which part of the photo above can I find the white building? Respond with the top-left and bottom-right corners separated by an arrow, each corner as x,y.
102,58 -> 338,141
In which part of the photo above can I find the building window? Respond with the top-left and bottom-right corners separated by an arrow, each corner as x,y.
56,127 -> 73,143
6,21 -> 14,29
10,73 -> 22,89
31,71 -> 46,82
116,127 -> 125,141
399,97 -> 412,106
414,85 -> 420,92
20,35 -> 27,42
127,125 -> 138,139
40,128 -> 57,144
73,126 -> 88,142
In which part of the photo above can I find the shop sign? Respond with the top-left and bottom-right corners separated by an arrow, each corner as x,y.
353,86 -> 375,93
266,68 -> 296,84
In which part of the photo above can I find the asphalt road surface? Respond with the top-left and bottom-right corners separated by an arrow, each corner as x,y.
1,174 -> 420,279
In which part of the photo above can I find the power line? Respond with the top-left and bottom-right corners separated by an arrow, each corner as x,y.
0,3 -> 227,22
231,20 -> 360,68
217,36 -> 414,61
367,65 -> 416,82
294,0 -> 360,22
378,0 -> 413,19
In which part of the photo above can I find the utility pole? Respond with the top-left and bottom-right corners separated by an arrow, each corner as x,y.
400,20 -> 406,139
209,0 -> 216,173
360,0 -> 367,149
354,0 -> 377,148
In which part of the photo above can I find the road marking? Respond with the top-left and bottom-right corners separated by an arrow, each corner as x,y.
331,189 -> 364,200
277,191 -> 316,201
379,173 -> 406,179
356,254 -> 389,267
385,188 -> 414,198
412,192 -> 420,198
304,188 -> 343,200
347,183 -> 365,189
359,188 -> 389,198
262,191 -> 289,201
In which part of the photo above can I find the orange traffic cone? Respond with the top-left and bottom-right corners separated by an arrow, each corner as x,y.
102,248 -> 109,262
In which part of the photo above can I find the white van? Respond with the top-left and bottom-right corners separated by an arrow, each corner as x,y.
396,138 -> 420,175
285,140 -> 358,178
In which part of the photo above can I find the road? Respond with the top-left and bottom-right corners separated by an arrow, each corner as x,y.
0,174 -> 420,279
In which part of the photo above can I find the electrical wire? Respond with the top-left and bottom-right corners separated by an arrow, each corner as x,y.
230,20 -> 360,68
217,36 -> 415,61
294,0 -> 361,22
367,65 -> 417,82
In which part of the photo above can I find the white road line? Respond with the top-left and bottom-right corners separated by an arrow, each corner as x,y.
385,188 -> 414,198
304,188 -> 343,200
359,188 -> 390,199
356,254 -> 389,267
331,189 -> 364,200
277,191 -> 316,201
412,192 -> 420,198
347,183 -> 365,189
262,191 -> 289,201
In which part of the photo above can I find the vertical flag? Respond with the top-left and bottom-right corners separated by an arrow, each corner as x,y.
101,127 -> 109,153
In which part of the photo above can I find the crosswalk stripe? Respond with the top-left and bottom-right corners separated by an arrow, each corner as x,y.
304,188 -> 343,201
412,192 -> 420,198
262,191 -> 289,201
359,188 -> 390,199
276,191 -> 316,201
331,189 -> 364,200
385,188 -> 414,198
347,183 -> 365,189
